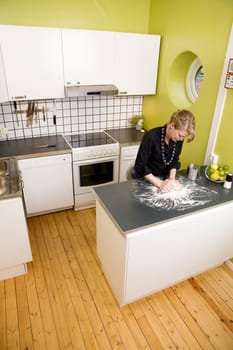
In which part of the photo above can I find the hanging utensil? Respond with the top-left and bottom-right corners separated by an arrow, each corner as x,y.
45,104 -> 48,122
53,100 -> 56,125
13,101 -> 19,126
26,101 -> 32,127
35,101 -> 38,123
42,106 -> 46,121
31,101 -> 35,125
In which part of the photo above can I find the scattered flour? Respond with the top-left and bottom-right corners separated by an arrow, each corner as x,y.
133,176 -> 217,211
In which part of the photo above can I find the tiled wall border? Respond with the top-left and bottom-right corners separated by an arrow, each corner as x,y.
0,95 -> 143,140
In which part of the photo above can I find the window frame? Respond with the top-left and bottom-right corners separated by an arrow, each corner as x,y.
186,57 -> 203,103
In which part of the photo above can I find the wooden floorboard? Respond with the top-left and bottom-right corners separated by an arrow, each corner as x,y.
1,208 -> 233,349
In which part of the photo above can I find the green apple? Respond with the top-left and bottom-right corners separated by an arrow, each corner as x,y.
223,164 -> 230,172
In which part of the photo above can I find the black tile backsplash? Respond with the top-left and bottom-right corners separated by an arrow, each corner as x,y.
0,95 -> 143,140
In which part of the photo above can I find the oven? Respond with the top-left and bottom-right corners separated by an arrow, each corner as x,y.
64,132 -> 119,210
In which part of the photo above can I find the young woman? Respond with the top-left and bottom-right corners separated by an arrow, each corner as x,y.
134,109 -> 195,192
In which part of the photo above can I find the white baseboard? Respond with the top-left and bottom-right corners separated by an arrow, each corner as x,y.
225,260 -> 233,270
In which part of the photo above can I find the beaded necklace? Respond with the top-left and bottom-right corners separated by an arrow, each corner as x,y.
161,126 -> 177,166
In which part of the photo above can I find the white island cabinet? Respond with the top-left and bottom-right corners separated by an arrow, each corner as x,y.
0,196 -> 32,280
94,175 -> 233,306
0,25 -> 64,100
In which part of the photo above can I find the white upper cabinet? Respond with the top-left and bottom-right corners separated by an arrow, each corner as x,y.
0,25 -> 64,100
115,33 -> 160,95
62,29 -> 161,96
0,46 -> 8,103
62,29 -> 115,86
0,25 -> 161,101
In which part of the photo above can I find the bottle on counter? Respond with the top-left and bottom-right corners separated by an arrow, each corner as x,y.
136,117 -> 144,131
210,154 -> 218,169
223,173 -> 233,189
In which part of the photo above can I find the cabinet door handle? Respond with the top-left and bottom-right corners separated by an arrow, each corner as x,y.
119,91 -> 128,95
12,95 -> 27,100
66,81 -> 80,86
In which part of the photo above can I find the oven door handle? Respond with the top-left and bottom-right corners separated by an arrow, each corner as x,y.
73,156 -> 119,166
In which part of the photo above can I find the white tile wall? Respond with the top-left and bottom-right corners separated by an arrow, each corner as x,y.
0,95 -> 143,140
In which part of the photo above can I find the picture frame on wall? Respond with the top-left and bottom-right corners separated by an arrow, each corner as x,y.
225,58 -> 233,88
227,58 -> 233,73
225,73 -> 233,89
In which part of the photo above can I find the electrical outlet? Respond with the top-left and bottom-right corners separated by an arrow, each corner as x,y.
0,127 -> 9,136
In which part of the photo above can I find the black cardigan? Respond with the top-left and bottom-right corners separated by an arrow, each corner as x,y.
134,126 -> 183,179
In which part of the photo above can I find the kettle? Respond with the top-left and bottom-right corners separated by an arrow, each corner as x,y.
187,163 -> 200,180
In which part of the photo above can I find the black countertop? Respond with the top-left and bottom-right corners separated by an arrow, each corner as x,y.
0,135 -> 71,159
94,167 -> 233,234
105,127 -> 145,146
0,129 -> 142,159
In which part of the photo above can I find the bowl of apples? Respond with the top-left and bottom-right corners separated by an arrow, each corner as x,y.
205,164 -> 230,183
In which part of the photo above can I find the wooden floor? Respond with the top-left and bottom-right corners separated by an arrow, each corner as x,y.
0,208 -> 233,349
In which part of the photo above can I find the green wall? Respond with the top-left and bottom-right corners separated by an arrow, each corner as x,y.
0,0 -> 150,33
146,0 -> 233,169
0,0 -> 233,170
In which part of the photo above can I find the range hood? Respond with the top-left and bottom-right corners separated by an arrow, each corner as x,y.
65,84 -> 118,97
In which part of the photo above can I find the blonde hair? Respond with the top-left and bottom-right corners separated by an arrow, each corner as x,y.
170,109 -> 195,142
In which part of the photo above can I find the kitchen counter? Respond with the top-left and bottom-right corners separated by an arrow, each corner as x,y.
94,168 -> 233,233
0,135 -> 71,159
105,127 -> 145,146
94,167 -> 233,305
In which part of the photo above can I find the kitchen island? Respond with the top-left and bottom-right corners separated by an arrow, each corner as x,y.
94,168 -> 233,306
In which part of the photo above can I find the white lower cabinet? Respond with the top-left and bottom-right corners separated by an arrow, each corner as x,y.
18,154 -> 74,216
0,196 -> 32,280
119,144 -> 139,182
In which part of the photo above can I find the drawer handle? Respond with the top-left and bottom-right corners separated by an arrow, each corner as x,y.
12,95 -> 27,100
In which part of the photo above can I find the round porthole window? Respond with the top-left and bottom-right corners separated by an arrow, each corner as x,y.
168,51 -> 203,108
186,58 -> 204,103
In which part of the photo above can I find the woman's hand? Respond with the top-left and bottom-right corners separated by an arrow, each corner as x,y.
159,179 -> 180,192
144,173 -> 180,192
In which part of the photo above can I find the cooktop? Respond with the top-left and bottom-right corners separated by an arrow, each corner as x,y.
64,132 -> 117,148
